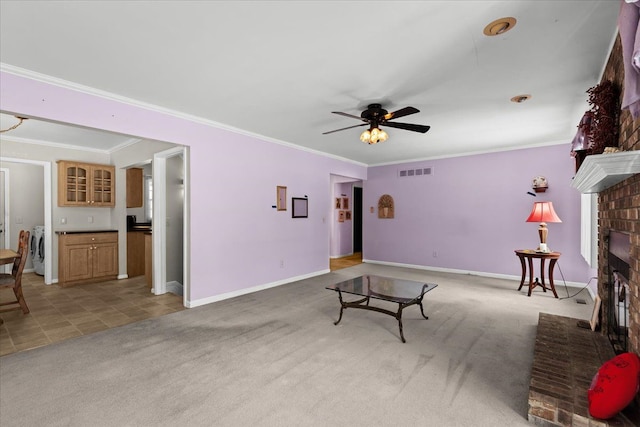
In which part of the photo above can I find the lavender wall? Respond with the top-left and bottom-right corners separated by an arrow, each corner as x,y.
363,144 -> 595,284
0,71 -> 367,304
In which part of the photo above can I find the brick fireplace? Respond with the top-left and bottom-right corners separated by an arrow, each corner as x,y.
598,35 -> 639,363
527,34 -> 640,427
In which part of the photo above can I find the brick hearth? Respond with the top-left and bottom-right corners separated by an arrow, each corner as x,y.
528,313 -> 637,427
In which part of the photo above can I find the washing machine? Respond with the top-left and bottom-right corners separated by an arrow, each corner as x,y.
31,225 -> 45,276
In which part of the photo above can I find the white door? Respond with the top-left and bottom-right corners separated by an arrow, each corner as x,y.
0,169 -> 9,273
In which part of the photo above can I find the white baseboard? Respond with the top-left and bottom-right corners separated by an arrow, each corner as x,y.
363,259 -> 593,294
187,269 -> 330,308
166,281 -> 183,296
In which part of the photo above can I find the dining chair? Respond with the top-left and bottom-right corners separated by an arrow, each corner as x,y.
0,230 -> 31,314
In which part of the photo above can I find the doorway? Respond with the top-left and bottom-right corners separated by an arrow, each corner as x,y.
152,146 -> 189,307
353,186 -> 362,253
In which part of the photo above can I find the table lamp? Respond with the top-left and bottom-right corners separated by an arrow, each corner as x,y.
526,201 -> 562,252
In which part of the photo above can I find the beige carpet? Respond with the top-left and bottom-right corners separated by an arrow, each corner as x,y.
0,264 -> 594,427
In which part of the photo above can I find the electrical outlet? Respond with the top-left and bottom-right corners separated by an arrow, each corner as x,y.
60,217 -> 67,225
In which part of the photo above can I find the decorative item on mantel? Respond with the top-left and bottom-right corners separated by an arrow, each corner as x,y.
532,176 -> 548,193
378,194 -> 394,219
570,80 -> 619,172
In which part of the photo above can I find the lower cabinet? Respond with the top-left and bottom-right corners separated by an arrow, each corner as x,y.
58,232 -> 118,286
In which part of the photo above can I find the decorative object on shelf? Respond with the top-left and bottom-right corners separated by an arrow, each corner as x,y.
532,176 -> 548,193
276,186 -> 287,211
378,194 -> 394,219
603,147 -> 620,154
570,113 -> 592,172
526,201 -> 562,253
292,197 -> 308,218
570,81 -> 619,172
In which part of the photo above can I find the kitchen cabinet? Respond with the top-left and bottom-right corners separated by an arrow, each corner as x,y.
57,160 -> 115,207
58,231 -> 118,286
126,168 -> 143,208
127,231 -> 146,277
145,232 -> 152,288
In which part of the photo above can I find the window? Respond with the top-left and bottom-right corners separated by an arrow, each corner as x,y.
145,175 -> 153,221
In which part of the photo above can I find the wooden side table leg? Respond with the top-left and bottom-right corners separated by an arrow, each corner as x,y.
527,257 -> 534,297
549,259 -> 559,298
517,255 -> 526,291
540,258 -> 547,293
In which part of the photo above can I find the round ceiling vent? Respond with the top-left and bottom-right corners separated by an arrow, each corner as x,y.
483,17 -> 517,36
511,94 -> 532,103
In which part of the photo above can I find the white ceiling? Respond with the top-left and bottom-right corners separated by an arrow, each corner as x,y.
0,1 -> 620,165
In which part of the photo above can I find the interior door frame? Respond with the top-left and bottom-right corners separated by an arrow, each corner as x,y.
1,168 -> 9,250
0,157 -> 52,284
0,168 -> 9,274
152,145 -> 190,306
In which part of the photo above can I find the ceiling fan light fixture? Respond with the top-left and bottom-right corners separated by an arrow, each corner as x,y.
0,115 -> 29,133
360,129 -> 371,143
483,17 -> 517,36
361,127 -> 388,145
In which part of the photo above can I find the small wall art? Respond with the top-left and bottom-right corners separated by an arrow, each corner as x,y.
342,197 -> 349,210
277,186 -> 287,211
338,210 -> 345,222
292,197 -> 308,218
378,194 -> 394,218
345,211 -> 352,220
335,197 -> 342,209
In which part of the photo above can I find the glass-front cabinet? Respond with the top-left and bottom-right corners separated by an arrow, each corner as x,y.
57,160 -> 115,207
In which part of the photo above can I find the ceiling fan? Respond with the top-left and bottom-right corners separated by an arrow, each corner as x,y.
323,103 -> 430,144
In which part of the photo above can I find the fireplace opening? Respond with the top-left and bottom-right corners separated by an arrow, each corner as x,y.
606,231 -> 630,354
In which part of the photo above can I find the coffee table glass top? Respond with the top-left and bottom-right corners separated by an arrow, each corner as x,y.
326,275 -> 437,303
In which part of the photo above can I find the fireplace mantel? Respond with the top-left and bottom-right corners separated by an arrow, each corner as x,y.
571,151 -> 640,193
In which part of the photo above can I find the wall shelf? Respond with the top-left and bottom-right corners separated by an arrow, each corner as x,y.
571,151 -> 640,193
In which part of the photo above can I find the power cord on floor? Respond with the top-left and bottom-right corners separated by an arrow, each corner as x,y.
556,261 -> 597,300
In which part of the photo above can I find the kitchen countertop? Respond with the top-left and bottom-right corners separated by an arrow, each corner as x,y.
55,229 -> 118,235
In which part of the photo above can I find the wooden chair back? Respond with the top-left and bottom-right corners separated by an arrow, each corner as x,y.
12,230 -> 30,279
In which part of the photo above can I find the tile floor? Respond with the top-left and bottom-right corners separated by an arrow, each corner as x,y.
1,255 -> 362,357
0,273 -> 185,356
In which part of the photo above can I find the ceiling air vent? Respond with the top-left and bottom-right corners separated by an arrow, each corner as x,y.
398,167 -> 433,178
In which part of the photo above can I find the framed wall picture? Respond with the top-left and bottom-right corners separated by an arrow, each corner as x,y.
292,197 -> 308,218
338,210 -> 345,222
277,186 -> 287,211
335,197 -> 342,209
345,211 -> 352,220
342,197 -> 349,210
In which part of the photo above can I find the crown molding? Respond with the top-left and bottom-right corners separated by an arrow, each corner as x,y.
1,63 -> 366,166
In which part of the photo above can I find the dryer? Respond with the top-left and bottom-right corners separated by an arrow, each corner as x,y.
31,225 -> 45,276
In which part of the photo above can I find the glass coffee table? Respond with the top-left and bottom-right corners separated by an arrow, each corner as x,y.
326,275 -> 438,343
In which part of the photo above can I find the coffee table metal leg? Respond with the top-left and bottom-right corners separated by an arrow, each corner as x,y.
334,290 -> 345,325
396,305 -> 406,343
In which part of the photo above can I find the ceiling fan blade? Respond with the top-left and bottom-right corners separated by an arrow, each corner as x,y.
331,111 -> 369,122
322,123 -> 369,135
383,106 -> 419,121
382,121 -> 431,133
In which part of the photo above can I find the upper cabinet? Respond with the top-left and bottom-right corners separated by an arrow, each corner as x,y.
126,168 -> 143,208
57,160 -> 115,207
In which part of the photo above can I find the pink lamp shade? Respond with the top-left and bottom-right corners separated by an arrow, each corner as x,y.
526,201 -> 562,251
526,201 -> 562,224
